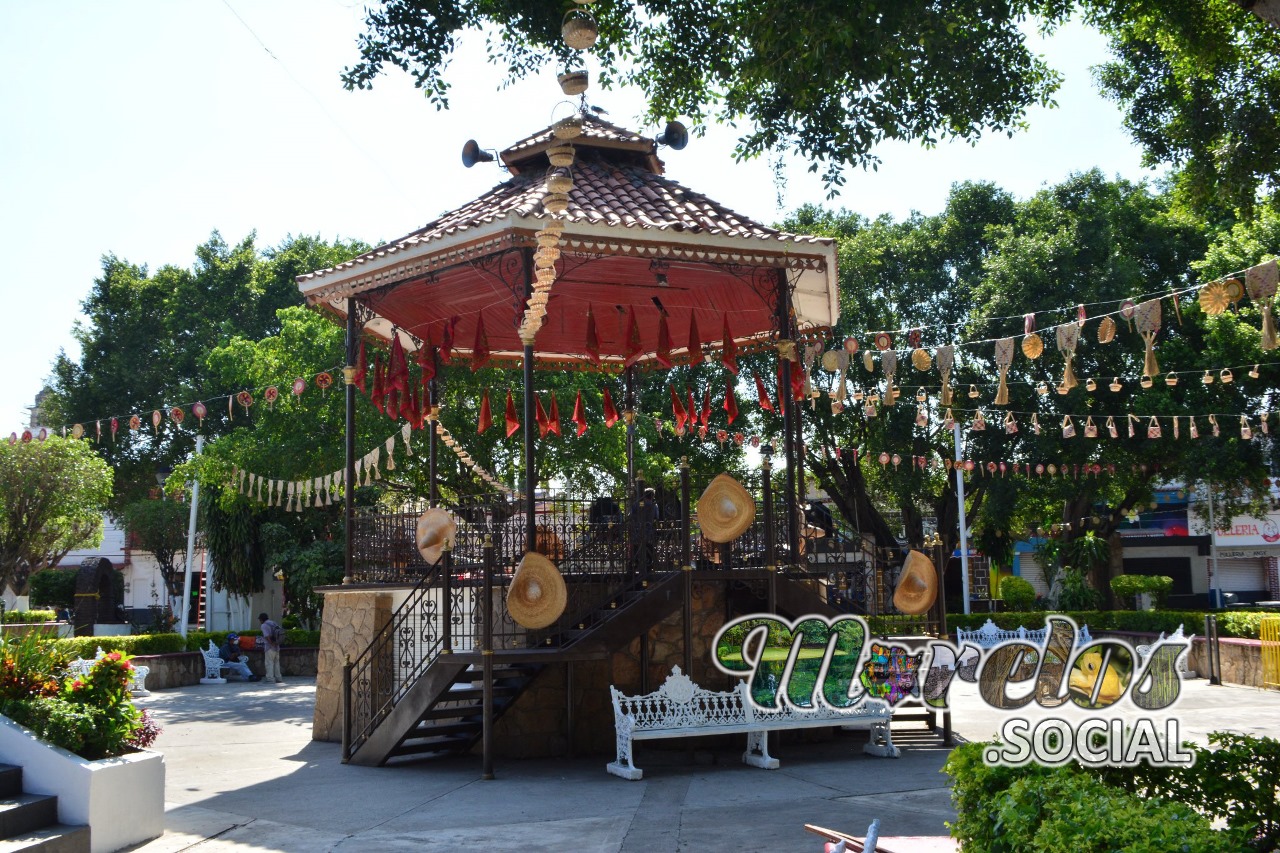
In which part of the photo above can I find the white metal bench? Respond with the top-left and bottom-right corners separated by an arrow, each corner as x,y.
67,646 -> 150,695
955,619 -> 1091,648
607,666 -> 898,781
200,639 -> 230,684
1135,624 -> 1195,676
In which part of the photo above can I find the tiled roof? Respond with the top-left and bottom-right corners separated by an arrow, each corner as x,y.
502,114 -> 651,163
298,120 -> 831,285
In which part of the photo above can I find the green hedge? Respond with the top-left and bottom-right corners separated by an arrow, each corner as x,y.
2,610 -> 57,624
180,630 -> 321,652
50,634 -> 188,658
947,609 -> 1269,639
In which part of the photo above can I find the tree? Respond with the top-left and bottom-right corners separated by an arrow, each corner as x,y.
118,498 -> 189,609
0,437 -> 113,594
342,1 -> 1280,205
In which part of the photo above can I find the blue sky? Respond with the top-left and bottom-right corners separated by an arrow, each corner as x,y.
0,2 -> 1156,432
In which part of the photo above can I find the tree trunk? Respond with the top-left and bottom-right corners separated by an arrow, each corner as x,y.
1234,0 -> 1280,29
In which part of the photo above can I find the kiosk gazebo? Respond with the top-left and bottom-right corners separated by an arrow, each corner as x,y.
298,116 -> 911,770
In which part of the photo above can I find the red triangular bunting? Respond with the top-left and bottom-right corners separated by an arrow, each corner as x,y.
371,355 -> 385,413
572,389 -> 588,437
624,306 -> 643,367
478,389 -> 492,434
548,393 -> 562,437
670,385 -> 687,429
440,317 -> 458,363
724,377 -> 739,424
505,389 -> 520,438
776,361 -> 788,416
687,312 -> 702,361
721,313 -> 738,375
388,333 -> 409,393
656,313 -> 673,368
471,314 -> 491,370
416,337 -> 436,383
386,389 -> 400,421
602,387 -> 620,427
535,394 -> 550,439
584,306 -> 601,365
700,388 -> 712,427
754,371 -> 774,413
687,387 -> 697,429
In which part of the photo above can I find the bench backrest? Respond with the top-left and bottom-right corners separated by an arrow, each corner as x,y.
957,619 -> 1092,648
610,667 -> 750,731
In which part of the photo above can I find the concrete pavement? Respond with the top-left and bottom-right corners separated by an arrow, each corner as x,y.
125,677 -> 1280,852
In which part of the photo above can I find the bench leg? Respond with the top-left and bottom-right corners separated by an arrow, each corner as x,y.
743,730 -> 780,770
606,720 -> 643,780
863,721 -> 901,758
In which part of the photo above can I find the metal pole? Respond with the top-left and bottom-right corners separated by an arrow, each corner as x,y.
625,365 -> 637,491
680,457 -> 692,676
344,298 -> 358,583
441,546 -> 453,654
429,364 -> 439,506
1206,482 -> 1220,609
178,434 -> 204,638
953,421 -> 971,615
522,248 -> 537,553
341,657 -> 353,763
482,535 -> 495,779
762,453 -> 776,572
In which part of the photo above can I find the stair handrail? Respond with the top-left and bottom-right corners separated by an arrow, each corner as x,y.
343,554 -> 449,759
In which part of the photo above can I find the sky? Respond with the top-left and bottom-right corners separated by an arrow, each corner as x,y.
0,2 -> 1157,432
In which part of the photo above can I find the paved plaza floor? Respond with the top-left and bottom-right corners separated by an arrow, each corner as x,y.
125,677 -> 1280,852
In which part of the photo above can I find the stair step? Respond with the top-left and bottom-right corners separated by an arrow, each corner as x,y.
0,767 -> 21,799
0,823 -> 91,853
390,737 -> 473,757
442,685 -> 517,701
0,795 -> 59,840
408,720 -> 482,738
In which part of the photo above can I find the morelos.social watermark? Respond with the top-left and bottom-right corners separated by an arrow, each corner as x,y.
711,614 -> 1195,768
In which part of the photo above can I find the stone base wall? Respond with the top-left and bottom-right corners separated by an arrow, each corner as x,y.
1098,630 -> 1268,689
132,648 -> 318,690
312,589 -> 395,742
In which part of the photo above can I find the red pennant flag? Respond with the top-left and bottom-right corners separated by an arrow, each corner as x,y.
505,389 -> 520,438
415,337 -> 436,383
584,306 -> 601,365
477,389 -> 492,434
353,339 -> 368,392
670,385 -> 687,428
602,387 -> 620,427
387,389 -> 400,421
471,314 -> 491,370
624,306 -> 643,367
791,359 -> 806,401
700,388 -> 712,427
572,390 -> 588,437
724,377 -> 739,424
371,356 -> 385,413
721,313 -> 739,375
656,313 -> 673,368
388,333 -> 409,393
440,317 -> 458,363
687,312 -> 702,361
535,394 -> 550,439
399,381 -> 417,423
687,387 -> 697,430
548,393 -> 562,437
753,371 -> 774,413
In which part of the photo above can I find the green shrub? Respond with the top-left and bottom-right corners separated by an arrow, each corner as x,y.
947,610 -> 1266,639
1,610 -> 57,624
999,576 -> 1037,611
944,741 -> 1233,852
51,633 -> 187,659
1217,611 -> 1267,640
180,629 -> 320,652
1110,575 -> 1174,609
1058,567 -> 1103,610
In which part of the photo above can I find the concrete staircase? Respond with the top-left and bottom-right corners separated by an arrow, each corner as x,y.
0,763 -> 89,853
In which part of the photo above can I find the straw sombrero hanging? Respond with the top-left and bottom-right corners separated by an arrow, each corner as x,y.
697,473 -> 756,543
1022,314 -> 1043,359
893,550 -> 938,616
415,508 -> 458,564
507,551 -> 568,629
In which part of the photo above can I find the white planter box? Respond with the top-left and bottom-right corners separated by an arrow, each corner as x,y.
0,714 -> 164,853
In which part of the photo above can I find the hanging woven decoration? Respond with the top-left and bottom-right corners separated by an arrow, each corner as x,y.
1097,316 -> 1116,344
936,345 -> 955,406
1004,412 -> 1018,434
862,350 -> 874,372
881,349 -> 898,407
1242,416 -> 1253,441
1084,416 -> 1098,438
834,351 -> 849,405
1021,314 -> 1043,359
911,343 -> 931,371
1061,415 -> 1075,438
1055,323 -> 1080,391
1134,298 -> 1162,378
1199,282 -> 1230,315
993,337 -> 1015,405
1246,260 -> 1279,350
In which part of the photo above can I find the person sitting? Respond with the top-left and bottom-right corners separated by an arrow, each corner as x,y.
219,633 -> 260,681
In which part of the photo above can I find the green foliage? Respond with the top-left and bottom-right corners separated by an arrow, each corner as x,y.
944,741 -> 1231,852
200,486 -> 265,597
1110,574 -> 1173,609
948,608 -> 1267,638
259,522 -> 343,629
1057,567 -> 1104,610
0,437 -> 113,594
0,634 -> 69,702
119,498 -> 190,598
3,651 -> 142,759
343,1 -> 1065,193
999,575 -> 1038,610
1,610 -> 57,624
180,630 -> 319,652
50,633 -> 187,659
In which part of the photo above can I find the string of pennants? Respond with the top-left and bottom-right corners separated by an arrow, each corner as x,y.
821,446 -> 1155,481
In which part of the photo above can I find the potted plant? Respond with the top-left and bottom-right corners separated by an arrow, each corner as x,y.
0,633 -> 164,853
